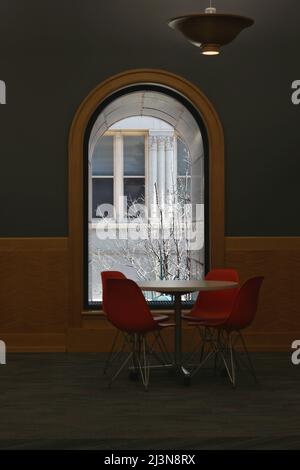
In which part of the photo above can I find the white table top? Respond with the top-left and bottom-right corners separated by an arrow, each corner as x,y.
138,280 -> 238,294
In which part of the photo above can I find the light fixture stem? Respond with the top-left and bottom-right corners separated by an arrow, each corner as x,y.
205,1 -> 216,14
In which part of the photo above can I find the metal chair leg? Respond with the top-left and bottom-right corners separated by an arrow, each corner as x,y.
229,333 -> 236,387
136,335 -> 150,391
182,326 -> 201,365
108,350 -> 134,388
190,328 -> 219,377
199,326 -> 207,365
217,331 -> 236,387
103,330 -> 121,375
238,331 -> 258,383
153,330 -> 173,365
214,330 -> 220,375
185,326 -> 209,371
218,331 -> 258,387
108,333 -> 136,387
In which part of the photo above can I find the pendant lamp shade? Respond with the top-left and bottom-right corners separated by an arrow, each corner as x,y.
168,13 -> 254,55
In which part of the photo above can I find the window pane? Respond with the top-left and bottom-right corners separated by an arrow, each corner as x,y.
124,178 -> 145,205
92,178 -> 113,217
124,136 -> 145,176
92,136 -> 113,176
177,138 -> 191,176
177,177 -> 191,203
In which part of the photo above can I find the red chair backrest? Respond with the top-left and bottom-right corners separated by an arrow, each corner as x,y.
105,278 -> 157,333
224,276 -> 264,331
101,271 -> 126,314
191,269 -> 240,315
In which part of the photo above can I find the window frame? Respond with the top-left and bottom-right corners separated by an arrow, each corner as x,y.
68,69 -> 225,320
84,87 -> 209,311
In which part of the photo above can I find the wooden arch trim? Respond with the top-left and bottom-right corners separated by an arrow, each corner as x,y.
69,69 -> 224,325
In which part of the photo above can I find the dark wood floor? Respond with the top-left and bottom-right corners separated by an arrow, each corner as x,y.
0,352 -> 299,449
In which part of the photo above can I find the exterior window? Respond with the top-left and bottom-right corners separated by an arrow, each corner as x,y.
124,178 -> 145,206
124,136 -> 145,176
92,132 -> 146,218
123,135 -> 145,206
92,179 -> 114,217
88,113 -> 205,306
92,136 -> 114,217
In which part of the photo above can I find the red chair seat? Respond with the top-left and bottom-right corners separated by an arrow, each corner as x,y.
192,277 -> 264,332
183,269 -> 239,323
183,310 -> 230,322
106,278 -> 173,334
101,272 -> 169,325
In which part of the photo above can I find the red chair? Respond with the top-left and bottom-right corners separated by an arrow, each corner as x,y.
101,271 -> 126,376
182,269 -> 239,367
101,271 -> 126,314
183,269 -> 240,322
105,278 -> 174,390
190,276 -> 264,387
101,271 -> 169,375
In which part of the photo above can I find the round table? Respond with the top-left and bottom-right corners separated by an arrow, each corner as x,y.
138,280 -> 238,379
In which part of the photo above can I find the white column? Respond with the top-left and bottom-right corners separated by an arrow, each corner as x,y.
114,132 -> 123,219
165,135 -> 175,204
157,136 -> 166,205
149,135 -> 158,208
173,135 -> 177,197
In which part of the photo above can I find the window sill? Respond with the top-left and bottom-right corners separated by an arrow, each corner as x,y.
81,308 -> 191,317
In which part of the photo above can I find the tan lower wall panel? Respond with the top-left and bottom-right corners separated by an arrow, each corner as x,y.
226,237 -> 300,251
0,237 -> 68,332
1,333 -> 66,352
225,247 -> 300,336
0,236 -> 299,352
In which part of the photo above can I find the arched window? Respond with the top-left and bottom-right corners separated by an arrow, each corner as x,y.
69,70 -> 224,321
84,86 -> 208,308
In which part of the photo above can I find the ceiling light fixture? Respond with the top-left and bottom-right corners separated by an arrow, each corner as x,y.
168,1 -> 254,56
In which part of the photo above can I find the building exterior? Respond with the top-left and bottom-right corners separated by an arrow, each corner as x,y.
88,114 -> 205,304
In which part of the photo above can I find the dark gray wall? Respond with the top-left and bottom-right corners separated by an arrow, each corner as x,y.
0,0 -> 299,237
